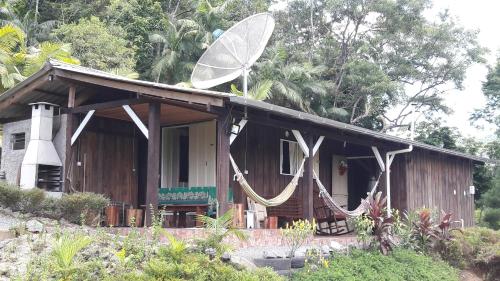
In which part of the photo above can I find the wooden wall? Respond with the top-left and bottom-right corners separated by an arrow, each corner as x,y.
390,149 -> 475,227
69,117 -> 139,207
230,123 -> 375,211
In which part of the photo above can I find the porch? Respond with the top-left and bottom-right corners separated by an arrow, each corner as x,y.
67,94 -> 390,232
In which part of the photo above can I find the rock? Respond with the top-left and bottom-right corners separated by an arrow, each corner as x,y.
0,263 -> 9,275
290,256 -> 305,268
221,252 -> 231,262
26,220 -> 43,233
321,245 -> 331,254
295,247 -> 307,257
254,258 -> 291,271
263,251 -> 277,259
330,241 -> 346,251
231,256 -> 257,270
205,248 -> 216,260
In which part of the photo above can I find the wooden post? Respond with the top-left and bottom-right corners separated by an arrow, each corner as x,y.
303,134 -> 314,221
145,102 -> 161,226
216,113 -> 231,216
64,85 -> 76,192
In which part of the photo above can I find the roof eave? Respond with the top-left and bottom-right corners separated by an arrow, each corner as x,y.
228,96 -> 493,164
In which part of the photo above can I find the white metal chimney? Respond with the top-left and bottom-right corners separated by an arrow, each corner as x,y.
20,102 -> 62,189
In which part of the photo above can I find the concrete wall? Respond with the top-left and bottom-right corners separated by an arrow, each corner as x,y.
0,115 -> 66,186
0,119 -> 31,184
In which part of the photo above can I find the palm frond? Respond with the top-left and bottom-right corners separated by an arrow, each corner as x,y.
248,80 -> 273,101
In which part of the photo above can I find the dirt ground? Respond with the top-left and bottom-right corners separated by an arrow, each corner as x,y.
460,270 -> 483,281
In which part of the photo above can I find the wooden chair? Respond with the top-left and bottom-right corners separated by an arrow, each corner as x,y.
247,198 -> 267,228
313,189 -> 352,236
313,205 -> 352,235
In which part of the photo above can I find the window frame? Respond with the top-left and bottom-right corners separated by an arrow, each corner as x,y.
280,139 -> 302,176
11,132 -> 26,150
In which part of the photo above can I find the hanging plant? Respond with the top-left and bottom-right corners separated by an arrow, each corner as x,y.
338,160 -> 348,175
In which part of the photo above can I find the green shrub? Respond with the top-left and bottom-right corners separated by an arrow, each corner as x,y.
18,188 -> 46,214
136,253 -> 283,281
281,219 -> 316,257
59,192 -> 109,225
194,209 -> 247,255
0,182 -> 109,225
0,183 -> 46,213
483,208 -> 500,230
37,197 -> 63,219
292,249 -> 459,281
443,227 -> 500,280
0,182 -> 23,210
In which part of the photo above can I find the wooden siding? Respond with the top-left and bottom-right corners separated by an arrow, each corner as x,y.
230,123 -> 376,212
391,149 -> 475,227
69,117 -> 138,206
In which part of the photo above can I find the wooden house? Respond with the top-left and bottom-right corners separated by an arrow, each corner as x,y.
0,61 -> 490,227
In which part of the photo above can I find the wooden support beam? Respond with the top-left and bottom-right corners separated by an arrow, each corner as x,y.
145,102 -> 161,226
303,134 -> 314,221
64,85 -> 76,192
123,105 -> 148,138
68,98 -> 146,114
54,70 -> 224,106
216,111 -> 231,216
71,110 -> 95,146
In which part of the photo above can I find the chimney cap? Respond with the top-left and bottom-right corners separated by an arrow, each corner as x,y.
28,102 -> 60,107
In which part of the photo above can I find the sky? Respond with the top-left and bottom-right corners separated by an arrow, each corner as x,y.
428,0 -> 499,140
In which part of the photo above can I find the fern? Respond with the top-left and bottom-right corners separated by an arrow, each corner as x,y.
51,233 -> 92,278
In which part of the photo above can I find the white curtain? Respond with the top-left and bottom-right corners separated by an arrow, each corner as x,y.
289,141 -> 304,175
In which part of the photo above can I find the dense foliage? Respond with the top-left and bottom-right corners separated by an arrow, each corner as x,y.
0,0 -> 486,131
291,249 -> 459,281
16,227 -> 283,281
442,227 -> 500,281
0,182 -> 109,224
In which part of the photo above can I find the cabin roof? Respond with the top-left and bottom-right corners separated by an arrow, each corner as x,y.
0,60 -> 494,164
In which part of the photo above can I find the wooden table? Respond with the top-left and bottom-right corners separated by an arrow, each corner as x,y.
142,204 -> 209,227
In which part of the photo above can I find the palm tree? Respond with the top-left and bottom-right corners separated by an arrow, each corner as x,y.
0,1 -> 57,47
23,42 -> 79,76
149,0 -> 237,84
149,18 -> 202,83
249,44 -> 333,112
195,208 -> 247,254
0,24 -> 79,91
0,24 -> 25,90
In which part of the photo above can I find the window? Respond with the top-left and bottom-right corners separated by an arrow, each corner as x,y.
280,139 -> 304,175
11,133 -> 26,150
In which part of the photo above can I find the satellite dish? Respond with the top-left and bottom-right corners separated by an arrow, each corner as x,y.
191,13 -> 275,97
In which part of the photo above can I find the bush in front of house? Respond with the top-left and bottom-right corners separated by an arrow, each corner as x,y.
441,227 -> 500,280
59,192 -> 109,224
0,182 -> 46,213
0,181 -> 109,225
292,249 -> 459,281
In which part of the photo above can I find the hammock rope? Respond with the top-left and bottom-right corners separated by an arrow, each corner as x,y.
314,170 -> 382,217
230,153 -> 306,207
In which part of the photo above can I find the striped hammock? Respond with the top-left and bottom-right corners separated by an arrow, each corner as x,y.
314,170 -> 382,217
229,153 -> 305,207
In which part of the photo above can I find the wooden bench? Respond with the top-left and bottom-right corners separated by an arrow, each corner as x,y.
267,198 -> 303,226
